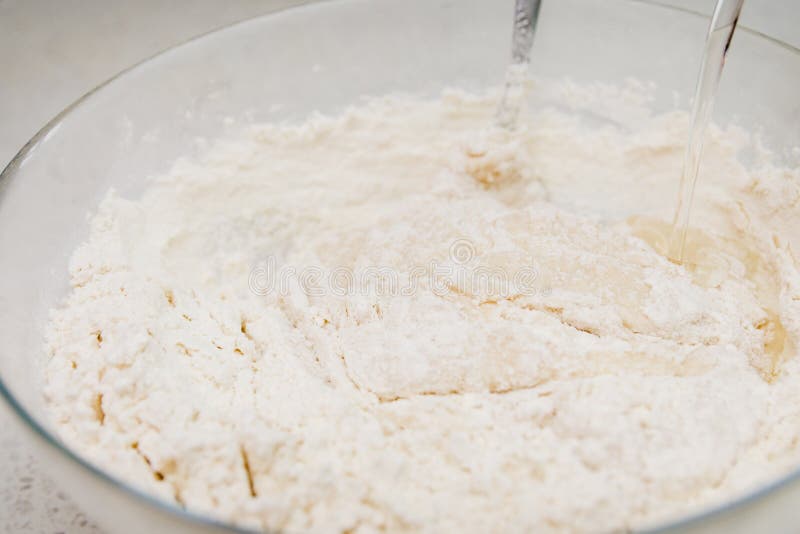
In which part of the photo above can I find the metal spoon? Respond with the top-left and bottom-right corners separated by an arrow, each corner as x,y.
495,0 -> 543,130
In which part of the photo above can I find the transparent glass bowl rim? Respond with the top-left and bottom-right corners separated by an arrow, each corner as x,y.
0,1 -> 798,532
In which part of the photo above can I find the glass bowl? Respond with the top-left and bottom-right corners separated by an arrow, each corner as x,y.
0,0 -> 798,532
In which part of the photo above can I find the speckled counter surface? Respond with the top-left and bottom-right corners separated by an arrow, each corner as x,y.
0,1 -> 797,532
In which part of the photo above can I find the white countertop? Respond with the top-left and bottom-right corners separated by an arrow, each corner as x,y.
1,1 -> 797,531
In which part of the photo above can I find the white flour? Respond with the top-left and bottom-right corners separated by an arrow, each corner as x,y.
44,82 -> 800,533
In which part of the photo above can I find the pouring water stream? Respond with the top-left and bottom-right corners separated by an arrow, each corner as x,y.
668,0 -> 745,263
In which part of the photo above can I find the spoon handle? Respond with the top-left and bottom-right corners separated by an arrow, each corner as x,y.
496,0 -> 542,130
510,0 -> 542,65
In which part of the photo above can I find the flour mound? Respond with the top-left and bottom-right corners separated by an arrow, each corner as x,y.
44,88 -> 800,533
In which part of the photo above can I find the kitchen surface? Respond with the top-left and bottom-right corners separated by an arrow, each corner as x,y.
1,1 -> 798,532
